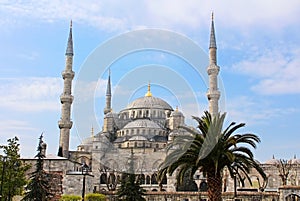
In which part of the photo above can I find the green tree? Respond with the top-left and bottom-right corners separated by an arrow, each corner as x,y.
22,134 -> 53,201
158,111 -> 266,201
85,193 -> 106,201
0,137 -> 30,201
117,149 -> 145,201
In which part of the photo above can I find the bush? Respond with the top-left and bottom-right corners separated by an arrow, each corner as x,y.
59,194 -> 82,201
85,193 -> 106,201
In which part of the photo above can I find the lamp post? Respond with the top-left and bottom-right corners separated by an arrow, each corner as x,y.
81,163 -> 90,201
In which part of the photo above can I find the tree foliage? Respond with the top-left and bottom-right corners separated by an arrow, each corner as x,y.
117,149 -> 145,201
22,134 -> 53,201
158,111 -> 266,201
59,194 -> 82,201
0,136 -> 30,201
85,193 -> 106,201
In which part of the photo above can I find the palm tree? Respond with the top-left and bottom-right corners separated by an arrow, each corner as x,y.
158,111 -> 266,201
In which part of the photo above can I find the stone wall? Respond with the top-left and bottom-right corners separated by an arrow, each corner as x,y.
102,191 -> 279,201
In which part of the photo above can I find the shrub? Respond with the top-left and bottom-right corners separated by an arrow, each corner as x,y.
59,194 -> 82,201
85,193 -> 106,201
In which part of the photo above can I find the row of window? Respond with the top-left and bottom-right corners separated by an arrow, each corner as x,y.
117,142 -> 166,149
119,109 -> 170,120
117,128 -> 165,137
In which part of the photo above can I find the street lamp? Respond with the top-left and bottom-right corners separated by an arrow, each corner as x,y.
81,163 -> 90,201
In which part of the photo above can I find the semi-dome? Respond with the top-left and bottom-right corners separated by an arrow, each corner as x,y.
126,96 -> 173,110
291,155 -> 300,164
170,106 -> 183,117
265,155 -> 279,165
124,119 -> 161,129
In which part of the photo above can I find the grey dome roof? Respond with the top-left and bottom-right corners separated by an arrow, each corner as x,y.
265,156 -> 279,164
170,109 -> 183,117
124,119 -> 161,129
126,96 -> 173,110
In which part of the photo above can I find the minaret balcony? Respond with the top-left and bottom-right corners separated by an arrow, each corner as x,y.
60,94 -> 74,103
62,70 -> 75,79
58,120 -> 73,129
207,65 -> 220,75
207,90 -> 220,100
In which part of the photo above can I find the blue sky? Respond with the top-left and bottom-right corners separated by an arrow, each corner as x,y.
0,0 -> 300,162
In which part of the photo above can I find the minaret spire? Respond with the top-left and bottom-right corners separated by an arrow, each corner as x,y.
58,20 -> 75,157
104,69 -> 112,115
207,13 -> 220,117
66,20 -> 73,56
209,12 -> 217,50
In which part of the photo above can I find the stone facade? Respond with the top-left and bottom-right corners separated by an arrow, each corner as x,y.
21,16 -> 300,201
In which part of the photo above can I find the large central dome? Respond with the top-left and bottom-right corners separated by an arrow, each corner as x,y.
126,96 -> 173,110
126,83 -> 173,110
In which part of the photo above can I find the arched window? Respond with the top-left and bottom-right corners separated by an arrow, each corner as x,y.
199,181 -> 208,192
151,174 -> 158,184
146,175 -> 151,184
161,174 -> 167,184
100,174 -> 107,184
138,174 -> 145,184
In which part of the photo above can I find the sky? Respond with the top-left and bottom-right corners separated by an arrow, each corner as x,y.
0,0 -> 300,163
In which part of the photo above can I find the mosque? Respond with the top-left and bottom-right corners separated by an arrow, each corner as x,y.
23,17 -> 300,200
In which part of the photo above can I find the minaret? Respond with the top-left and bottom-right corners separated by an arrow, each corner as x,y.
104,69 -> 112,115
207,13 -> 220,117
58,21 -> 75,157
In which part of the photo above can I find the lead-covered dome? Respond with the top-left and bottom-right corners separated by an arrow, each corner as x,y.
126,96 -> 173,110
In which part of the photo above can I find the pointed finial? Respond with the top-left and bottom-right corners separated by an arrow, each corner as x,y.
211,12 -> 214,21
145,82 -> 152,97
70,20 -> 72,29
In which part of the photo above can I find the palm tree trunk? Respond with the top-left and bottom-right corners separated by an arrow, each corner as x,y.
207,171 -> 222,201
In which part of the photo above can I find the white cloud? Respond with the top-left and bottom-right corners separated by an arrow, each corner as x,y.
0,0 -> 299,32
231,47 -> 300,95
226,95 -> 298,126
0,77 -> 62,112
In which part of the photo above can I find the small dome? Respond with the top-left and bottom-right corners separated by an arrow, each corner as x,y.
291,155 -> 300,164
265,155 -> 279,164
129,136 -> 148,141
124,119 -> 161,129
105,112 -> 118,118
126,96 -> 173,110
